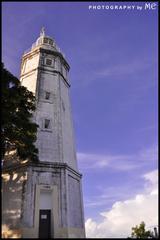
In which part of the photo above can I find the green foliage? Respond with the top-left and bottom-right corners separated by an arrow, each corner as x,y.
131,221 -> 154,238
1,63 -> 39,162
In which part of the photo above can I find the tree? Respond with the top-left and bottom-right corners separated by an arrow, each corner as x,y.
1,63 -> 39,162
130,221 -> 154,238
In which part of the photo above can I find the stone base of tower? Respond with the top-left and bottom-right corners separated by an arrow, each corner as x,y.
2,161 -> 86,238
22,226 -> 85,238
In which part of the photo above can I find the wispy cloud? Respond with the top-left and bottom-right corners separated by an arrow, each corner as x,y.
96,58 -> 154,78
77,144 -> 158,172
77,152 -> 136,171
84,169 -> 158,210
84,185 -> 138,209
137,125 -> 157,133
72,57 -> 156,89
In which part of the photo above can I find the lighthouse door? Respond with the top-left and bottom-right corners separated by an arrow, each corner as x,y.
39,209 -> 51,238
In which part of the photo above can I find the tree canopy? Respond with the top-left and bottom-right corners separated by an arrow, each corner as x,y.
1,63 -> 39,162
130,221 -> 155,238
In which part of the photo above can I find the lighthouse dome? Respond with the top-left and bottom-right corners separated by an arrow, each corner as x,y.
31,27 -> 59,52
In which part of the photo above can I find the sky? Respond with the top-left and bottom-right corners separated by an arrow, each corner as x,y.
2,1 -> 158,238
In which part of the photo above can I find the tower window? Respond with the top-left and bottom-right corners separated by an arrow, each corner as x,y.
45,91 -> 50,100
49,39 -> 53,45
44,119 -> 51,129
46,59 -> 52,66
44,38 -> 48,44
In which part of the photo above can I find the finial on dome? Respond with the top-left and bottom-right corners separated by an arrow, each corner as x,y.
40,27 -> 45,36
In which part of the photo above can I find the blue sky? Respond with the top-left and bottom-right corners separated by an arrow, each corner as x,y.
2,2 -> 158,237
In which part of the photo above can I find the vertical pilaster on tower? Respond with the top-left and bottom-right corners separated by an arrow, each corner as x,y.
2,29 -> 86,238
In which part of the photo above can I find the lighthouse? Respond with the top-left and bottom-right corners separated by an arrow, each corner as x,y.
2,28 -> 85,238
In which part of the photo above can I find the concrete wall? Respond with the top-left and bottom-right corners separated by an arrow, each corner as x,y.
20,46 -> 78,171
20,52 -> 40,94
68,175 -> 84,228
60,75 -> 78,170
2,162 -> 85,238
35,71 -> 60,163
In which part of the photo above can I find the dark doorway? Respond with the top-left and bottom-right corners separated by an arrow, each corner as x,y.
39,209 -> 51,238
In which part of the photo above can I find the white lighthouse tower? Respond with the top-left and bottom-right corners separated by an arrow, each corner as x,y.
2,28 -> 85,238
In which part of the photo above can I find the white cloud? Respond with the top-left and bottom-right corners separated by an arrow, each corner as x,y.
143,169 -> 158,195
85,169 -> 158,238
78,145 -> 158,172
